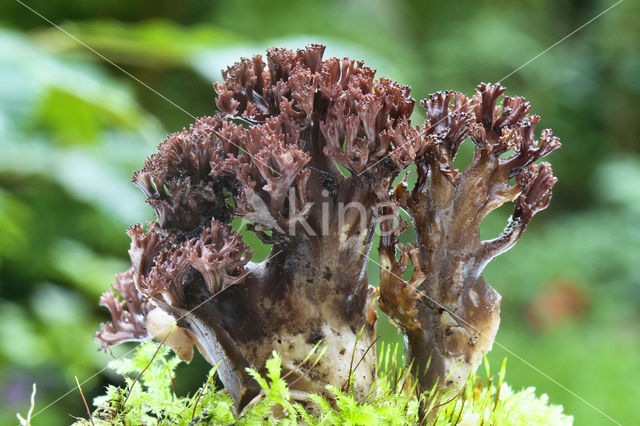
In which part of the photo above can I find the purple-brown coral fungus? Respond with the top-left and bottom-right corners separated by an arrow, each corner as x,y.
95,45 -> 559,412
379,85 -> 560,394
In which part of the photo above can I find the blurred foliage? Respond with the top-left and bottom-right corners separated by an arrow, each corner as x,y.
0,0 -> 638,424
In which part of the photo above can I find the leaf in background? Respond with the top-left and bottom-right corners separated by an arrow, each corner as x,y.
48,239 -> 130,298
0,29 -> 163,140
0,189 -> 31,263
0,27 -> 164,225
0,137 -> 150,224
0,302 -> 47,368
595,157 -> 640,214
35,19 -> 244,68
33,22 -> 407,98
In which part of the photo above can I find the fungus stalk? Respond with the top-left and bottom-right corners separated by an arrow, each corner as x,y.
95,45 -> 559,411
378,85 -> 560,395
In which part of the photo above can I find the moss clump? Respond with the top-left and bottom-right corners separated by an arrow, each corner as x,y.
73,342 -> 572,425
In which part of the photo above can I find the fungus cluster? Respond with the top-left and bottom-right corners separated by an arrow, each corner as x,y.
96,45 -> 560,412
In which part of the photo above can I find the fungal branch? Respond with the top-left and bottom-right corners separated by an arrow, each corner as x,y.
96,45 -> 423,411
95,46 -> 559,413
95,269 -> 150,347
379,84 -> 560,394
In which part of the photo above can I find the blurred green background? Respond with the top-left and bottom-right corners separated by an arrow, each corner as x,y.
0,0 -> 638,424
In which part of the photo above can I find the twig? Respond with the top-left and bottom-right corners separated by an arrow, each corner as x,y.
432,384 -> 468,410
352,336 -> 380,403
341,326 -> 365,393
75,376 -> 94,426
166,364 -> 178,397
123,327 -> 175,406
352,336 -> 379,378
453,393 -> 466,425
191,376 -> 210,421
281,341 -> 323,382
287,345 -> 327,389
16,383 -> 37,426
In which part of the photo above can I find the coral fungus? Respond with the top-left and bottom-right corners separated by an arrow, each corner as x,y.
96,44 -> 559,411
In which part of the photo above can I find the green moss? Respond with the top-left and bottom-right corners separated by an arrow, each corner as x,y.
69,342 -> 572,425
